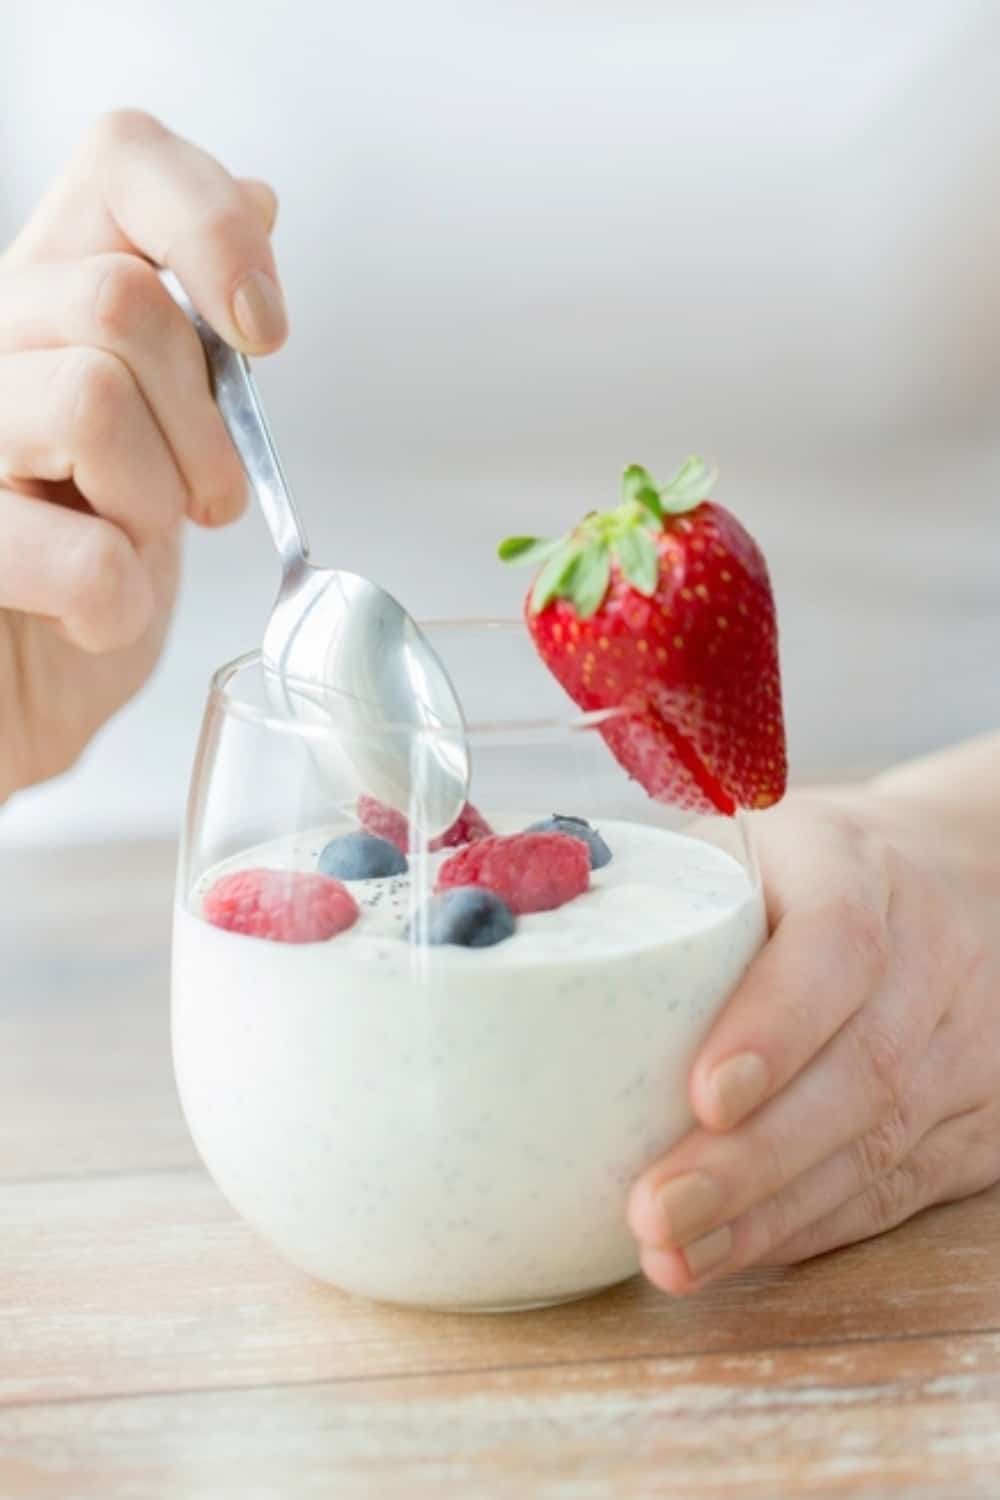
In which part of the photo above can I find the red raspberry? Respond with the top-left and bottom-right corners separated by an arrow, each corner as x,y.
203,868 -> 359,944
430,802 -> 494,851
436,832 -> 589,915
356,795 -> 493,853
356,795 -> 410,853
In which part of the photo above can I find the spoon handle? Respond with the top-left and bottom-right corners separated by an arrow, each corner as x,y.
159,270 -> 309,578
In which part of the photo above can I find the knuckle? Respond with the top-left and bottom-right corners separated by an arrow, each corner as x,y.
828,888 -> 891,980
848,1019 -> 908,1124
89,254 -> 164,342
854,1105 -> 910,1184
829,805 -> 890,874
64,349 -> 134,447
869,1159 -> 922,1229
246,179 -> 278,229
194,470 -> 247,526
752,1183 -> 797,1259
169,198 -> 251,266
747,1125 -> 792,1200
864,1026 -> 907,1118
89,107 -> 164,153
67,524 -> 134,622
758,1207 -> 828,1267
826,803 -> 870,851
845,1014 -> 917,1128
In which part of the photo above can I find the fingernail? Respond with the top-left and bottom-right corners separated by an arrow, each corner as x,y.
232,271 -> 286,347
655,1171 -> 724,1245
707,1052 -> 769,1129
684,1224 -> 733,1279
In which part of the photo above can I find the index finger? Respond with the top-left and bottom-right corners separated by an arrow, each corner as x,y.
5,111 -> 287,355
689,896 -> 887,1132
688,807 -> 891,1132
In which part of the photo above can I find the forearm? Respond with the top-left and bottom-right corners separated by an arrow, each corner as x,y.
792,731 -> 1000,889
812,730 -> 1000,892
873,729 -> 1000,811
870,730 -> 1000,862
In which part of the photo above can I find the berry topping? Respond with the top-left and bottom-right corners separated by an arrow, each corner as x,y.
436,832 -> 589,915
499,456 -> 786,815
203,868 -> 359,944
356,795 -> 494,853
355,795 -> 410,854
435,801 -> 494,849
407,887 -> 517,948
526,814 -> 612,870
318,831 -> 408,880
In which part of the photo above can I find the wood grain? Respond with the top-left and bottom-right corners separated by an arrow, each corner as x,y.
2,1167 -> 1000,1406
0,842 -> 194,1181
2,1333 -> 1000,1500
1,838 -> 998,1497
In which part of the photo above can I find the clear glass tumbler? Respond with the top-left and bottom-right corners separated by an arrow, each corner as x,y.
172,621 -> 765,1311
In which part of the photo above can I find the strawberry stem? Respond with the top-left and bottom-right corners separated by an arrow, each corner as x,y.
499,456 -> 719,617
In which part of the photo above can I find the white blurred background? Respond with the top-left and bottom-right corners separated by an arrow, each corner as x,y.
1,0 -> 998,845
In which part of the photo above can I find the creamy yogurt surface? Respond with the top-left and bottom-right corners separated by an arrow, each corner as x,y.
172,816 -> 765,1309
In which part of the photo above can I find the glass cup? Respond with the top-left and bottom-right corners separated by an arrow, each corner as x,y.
172,621 -> 765,1312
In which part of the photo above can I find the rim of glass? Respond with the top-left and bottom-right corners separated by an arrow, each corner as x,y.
208,621 -> 625,742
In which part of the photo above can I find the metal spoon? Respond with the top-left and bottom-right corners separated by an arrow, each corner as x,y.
162,271 -> 469,836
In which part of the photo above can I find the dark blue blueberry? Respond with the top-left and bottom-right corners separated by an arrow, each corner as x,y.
407,887 -> 516,948
318,831 -> 408,880
526,813 -> 612,870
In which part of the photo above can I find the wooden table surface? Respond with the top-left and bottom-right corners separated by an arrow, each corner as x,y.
1,840 -> 998,1500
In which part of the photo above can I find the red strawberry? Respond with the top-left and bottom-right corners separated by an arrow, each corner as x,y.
203,868 -> 359,944
357,795 -> 493,853
499,457 -> 786,815
436,832 -> 589,915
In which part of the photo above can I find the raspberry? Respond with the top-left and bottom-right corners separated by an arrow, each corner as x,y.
356,795 -> 410,854
202,868 -> 359,944
436,832 -> 589,915
525,814 -> 612,870
356,795 -> 493,853
431,802 -> 493,851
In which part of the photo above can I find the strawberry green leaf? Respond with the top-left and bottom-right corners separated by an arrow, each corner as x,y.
635,485 -> 663,522
659,454 -> 718,515
622,464 -> 664,521
622,464 -> 654,499
498,535 -> 562,566
530,543 -> 583,614
613,526 -> 659,596
569,544 -> 612,619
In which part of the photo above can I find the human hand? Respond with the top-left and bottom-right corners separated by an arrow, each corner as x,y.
628,782 -> 1000,1292
0,110 -> 287,801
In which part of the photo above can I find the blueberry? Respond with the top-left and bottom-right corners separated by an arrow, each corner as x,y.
318,832 -> 408,880
525,814 -> 612,870
407,887 -> 516,948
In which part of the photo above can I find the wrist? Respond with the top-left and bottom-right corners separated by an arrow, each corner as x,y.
810,734 -> 1000,889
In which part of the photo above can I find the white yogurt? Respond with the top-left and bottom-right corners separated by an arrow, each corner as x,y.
172,817 -> 765,1310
